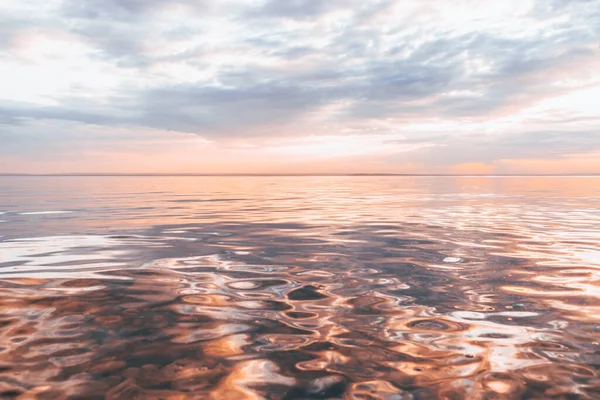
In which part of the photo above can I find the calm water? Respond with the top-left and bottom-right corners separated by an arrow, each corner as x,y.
1,176 -> 600,399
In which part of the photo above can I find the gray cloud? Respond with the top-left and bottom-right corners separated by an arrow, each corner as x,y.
2,0 -> 600,169
0,104 -> 123,127
138,82 -> 332,134
0,115 -> 23,126
5,24 -> 597,136
62,0 -> 207,21
246,0 -> 359,19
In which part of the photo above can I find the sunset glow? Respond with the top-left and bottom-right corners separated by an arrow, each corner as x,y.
1,0 -> 599,174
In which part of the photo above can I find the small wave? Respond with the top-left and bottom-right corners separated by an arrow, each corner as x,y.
19,210 -> 75,215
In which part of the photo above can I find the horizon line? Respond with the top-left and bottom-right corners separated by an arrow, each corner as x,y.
2,173 -> 600,177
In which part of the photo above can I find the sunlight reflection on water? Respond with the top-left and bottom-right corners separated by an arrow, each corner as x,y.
0,176 -> 599,399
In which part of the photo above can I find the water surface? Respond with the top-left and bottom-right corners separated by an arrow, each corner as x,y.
1,176 -> 599,399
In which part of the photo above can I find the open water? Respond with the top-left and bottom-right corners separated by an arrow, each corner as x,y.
0,176 -> 599,399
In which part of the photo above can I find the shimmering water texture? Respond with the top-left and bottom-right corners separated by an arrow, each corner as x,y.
1,176 -> 600,399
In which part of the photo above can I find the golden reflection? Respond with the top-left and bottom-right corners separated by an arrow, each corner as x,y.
0,176 -> 600,398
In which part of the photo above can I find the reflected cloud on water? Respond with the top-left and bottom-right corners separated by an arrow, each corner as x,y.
0,176 -> 599,398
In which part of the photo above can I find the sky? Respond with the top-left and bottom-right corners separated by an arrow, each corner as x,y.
1,0 -> 600,174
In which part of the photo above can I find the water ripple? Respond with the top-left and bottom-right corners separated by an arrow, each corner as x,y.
0,176 -> 599,398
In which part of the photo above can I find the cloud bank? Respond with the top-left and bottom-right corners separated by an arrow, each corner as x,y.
1,0 -> 599,173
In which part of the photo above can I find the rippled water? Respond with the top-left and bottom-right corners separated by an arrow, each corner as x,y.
1,176 -> 600,399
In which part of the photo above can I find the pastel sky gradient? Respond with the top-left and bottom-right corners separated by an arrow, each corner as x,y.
1,0 -> 600,174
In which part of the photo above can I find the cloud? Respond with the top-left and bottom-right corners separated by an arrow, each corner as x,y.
61,0 -> 208,21
1,0 -> 600,172
386,130 -> 600,167
0,104 -> 120,126
139,82 -> 334,135
245,0 -> 361,19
